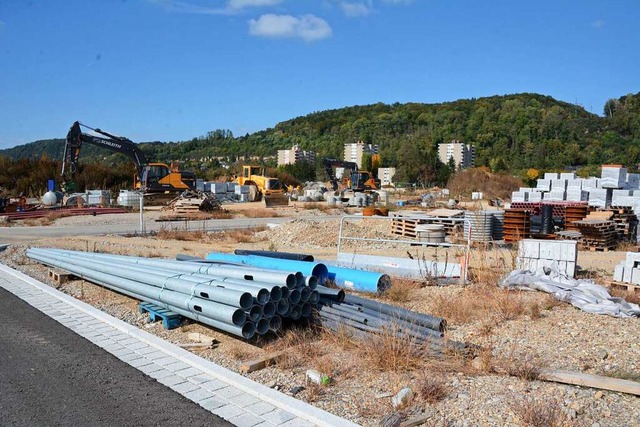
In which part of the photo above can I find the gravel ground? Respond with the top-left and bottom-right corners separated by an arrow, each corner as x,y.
1,215 -> 639,427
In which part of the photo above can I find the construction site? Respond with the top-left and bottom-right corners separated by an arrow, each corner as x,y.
1,153 -> 640,427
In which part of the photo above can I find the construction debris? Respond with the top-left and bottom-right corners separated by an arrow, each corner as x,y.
164,190 -> 224,214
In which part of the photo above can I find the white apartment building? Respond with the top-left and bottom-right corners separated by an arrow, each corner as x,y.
378,167 -> 396,186
343,141 -> 378,168
437,140 -> 475,169
277,145 -> 316,166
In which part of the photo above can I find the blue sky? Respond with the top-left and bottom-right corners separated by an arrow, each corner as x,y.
0,0 -> 638,149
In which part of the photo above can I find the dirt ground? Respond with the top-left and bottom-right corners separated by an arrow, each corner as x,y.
1,204 -> 638,426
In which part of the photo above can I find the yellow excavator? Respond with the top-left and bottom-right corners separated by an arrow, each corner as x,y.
236,165 -> 289,208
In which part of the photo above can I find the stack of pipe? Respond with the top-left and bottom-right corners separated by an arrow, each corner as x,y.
205,251 -> 391,293
316,293 -> 455,352
26,248 -> 323,340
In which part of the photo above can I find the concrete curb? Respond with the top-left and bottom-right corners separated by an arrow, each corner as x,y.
0,263 -> 359,427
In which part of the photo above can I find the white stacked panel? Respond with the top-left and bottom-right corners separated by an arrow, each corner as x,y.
196,179 -> 205,192
551,179 -> 568,190
566,188 -> 588,202
582,178 -> 599,189
210,183 -> 228,194
600,166 -> 627,189
536,179 -> 552,191
511,191 -> 527,202
226,182 -> 238,192
625,173 -> 640,190
517,239 -> 577,277
528,191 -> 543,202
566,179 -> 583,190
587,188 -> 607,207
546,189 -> 566,201
613,252 -> 640,285
544,173 -> 560,180
235,185 -> 250,195
560,173 -> 576,180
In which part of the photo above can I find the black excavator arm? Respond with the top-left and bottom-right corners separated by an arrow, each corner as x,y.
322,158 -> 359,191
61,121 -> 148,193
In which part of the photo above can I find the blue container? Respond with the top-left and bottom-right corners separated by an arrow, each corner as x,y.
325,265 -> 391,293
47,179 -> 55,192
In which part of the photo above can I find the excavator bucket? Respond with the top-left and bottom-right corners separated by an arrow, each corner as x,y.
262,193 -> 290,208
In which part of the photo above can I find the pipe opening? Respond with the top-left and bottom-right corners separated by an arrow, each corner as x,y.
200,292 -> 209,298
244,275 -> 254,280
193,305 -> 203,312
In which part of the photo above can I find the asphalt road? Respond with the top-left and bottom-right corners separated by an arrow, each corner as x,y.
0,214 -> 343,244
0,287 -> 232,427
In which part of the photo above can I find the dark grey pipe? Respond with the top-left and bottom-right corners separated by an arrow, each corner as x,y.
234,249 -> 314,262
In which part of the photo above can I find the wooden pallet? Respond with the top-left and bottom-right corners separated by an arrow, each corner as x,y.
139,302 -> 183,330
604,280 -> 640,293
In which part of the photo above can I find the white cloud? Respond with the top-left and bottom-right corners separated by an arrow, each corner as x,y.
227,0 -> 282,9
249,14 -> 332,41
339,2 -> 372,17
591,20 -> 605,29
149,0 -> 282,15
380,0 -> 414,4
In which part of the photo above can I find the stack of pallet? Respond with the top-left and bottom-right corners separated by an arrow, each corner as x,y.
564,205 -> 589,231
503,209 -> 531,242
572,219 -> 618,251
165,190 -> 223,214
390,210 -> 464,239
609,207 -> 638,242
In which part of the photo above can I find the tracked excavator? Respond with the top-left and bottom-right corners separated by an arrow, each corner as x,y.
322,158 -> 381,192
62,121 -> 196,202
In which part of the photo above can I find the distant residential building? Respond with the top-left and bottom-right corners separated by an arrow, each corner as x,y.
437,140 -> 475,169
378,167 -> 396,186
277,145 -> 316,166
343,141 -> 379,168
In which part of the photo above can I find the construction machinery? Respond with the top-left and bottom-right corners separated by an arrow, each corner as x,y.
236,165 -> 289,208
62,121 -> 196,200
322,158 -> 381,193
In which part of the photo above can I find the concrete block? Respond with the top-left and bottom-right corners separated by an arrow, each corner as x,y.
547,189 -> 566,201
625,173 -> 640,190
536,179 -> 551,191
632,268 -> 640,285
511,191 -> 527,202
559,241 -> 577,262
614,264 -> 625,282
528,192 -> 543,202
560,173 -> 576,180
625,252 -> 640,264
565,262 -> 576,278
235,185 -> 250,195
566,179 -> 583,189
544,173 -> 559,180
551,179 -> 568,190
623,266 -> 633,283
582,178 -> 599,189
519,240 -> 540,259
226,182 -> 238,192
600,166 -> 627,189
566,189 -> 588,202
211,183 -> 228,194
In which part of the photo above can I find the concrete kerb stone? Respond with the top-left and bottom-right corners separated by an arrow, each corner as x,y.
0,264 -> 360,427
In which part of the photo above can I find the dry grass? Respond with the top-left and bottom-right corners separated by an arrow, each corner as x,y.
609,287 -> 640,305
156,229 -> 207,241
222,226 -> 268,243
241,208 -> 280,218
511,397 -> 568,427
303,382 -> 325,402
447,168 -> 523,200
356,328 -> 436,372
268,327 -> 322,370
381,278 -> 422,303
498,351 -> 542,381
416,375 -> 450,403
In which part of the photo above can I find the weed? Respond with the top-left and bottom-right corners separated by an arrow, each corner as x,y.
304,382 -> 325,402
223,226 -> 268,244
382,278 -> 420,303
511,396 -> 568,427
501,352 -> 541,381
609,287 -> 640,305
416,375 -> 450,403
241,208 -> 280,218
356,327 -> 434,372
156,229 -> 206,241
604,369 -> 640,382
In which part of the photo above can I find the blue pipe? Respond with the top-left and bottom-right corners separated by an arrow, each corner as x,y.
323,265 -> 391,293
205,252 -> 328,282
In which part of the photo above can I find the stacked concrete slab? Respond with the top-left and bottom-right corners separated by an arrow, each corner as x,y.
203,181 -> 250,203
511,166 -> 640,209
613,252 -> 640,284
517,239 -> 578,278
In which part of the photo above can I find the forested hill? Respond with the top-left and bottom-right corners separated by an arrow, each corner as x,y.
2,92 -> 639,181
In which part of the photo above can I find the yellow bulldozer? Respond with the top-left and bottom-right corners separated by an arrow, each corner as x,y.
236,165 -> 289,208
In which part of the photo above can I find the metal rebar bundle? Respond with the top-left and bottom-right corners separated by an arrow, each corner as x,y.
26,248 -> 320,340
